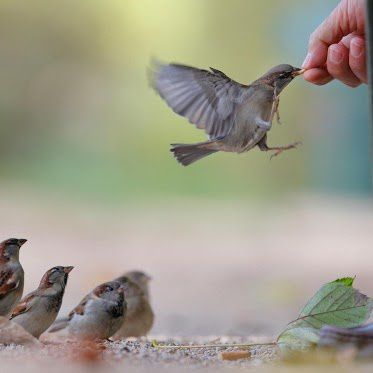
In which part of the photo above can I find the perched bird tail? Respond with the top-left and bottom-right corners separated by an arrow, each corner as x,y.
48,317 -> 69,333
170,142 -> 218,166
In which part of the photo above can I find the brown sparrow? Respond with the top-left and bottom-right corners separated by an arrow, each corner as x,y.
49,280 -> 126,340
10,266 -> 74,338
151,62 -> 304,165
125,270 -> 152,302
0,238 -> 27,317
111,272 -> 154,339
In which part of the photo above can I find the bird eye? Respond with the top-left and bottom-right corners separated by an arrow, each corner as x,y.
279,72 -> 290,79
107,286 -> 114,291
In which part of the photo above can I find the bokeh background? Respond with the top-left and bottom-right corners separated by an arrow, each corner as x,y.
0,0 -> 372,338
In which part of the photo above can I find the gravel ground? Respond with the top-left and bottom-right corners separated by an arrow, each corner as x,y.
1,336 -> 373,372
0,336 -> 279,372
107,336 -> 278,368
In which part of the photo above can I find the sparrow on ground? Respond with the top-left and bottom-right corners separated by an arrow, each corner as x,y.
151,62 -> 304,165
0,238 -> 27,317
125,270 -> 152,302
10,266 -> 74,338
111,271 -> 154,339
49,280 -> 126,340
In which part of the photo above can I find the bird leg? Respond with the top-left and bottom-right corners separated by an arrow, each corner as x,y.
257,135 -> 301,159
267,142 -> 301,159
270,90 -> 281,124
274,98 -> 281,124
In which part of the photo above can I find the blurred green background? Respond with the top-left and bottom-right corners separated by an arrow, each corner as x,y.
0,0 -> 371,204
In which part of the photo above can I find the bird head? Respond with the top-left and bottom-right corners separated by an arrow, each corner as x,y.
40,265 -> 74,290
0,238 -> 27,261
258,64 -> 305,93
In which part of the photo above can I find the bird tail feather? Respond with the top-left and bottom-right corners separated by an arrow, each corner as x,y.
170,142 -> 218,166
48,317 -> 69,333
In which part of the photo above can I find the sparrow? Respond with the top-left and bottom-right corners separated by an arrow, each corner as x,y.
150,61 -> 304,165
111,271 -> 154,339
0,238 -> 27,317
49,280 -> 126,340
125,270 -> 152,302
10,266 -> 74,338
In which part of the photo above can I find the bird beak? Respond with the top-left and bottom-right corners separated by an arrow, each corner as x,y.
64,266 -> 74,274
18,239 -> 27,247
291,68 -> 306,77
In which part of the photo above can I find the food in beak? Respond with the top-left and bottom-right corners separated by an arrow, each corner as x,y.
292,68 -> 306,77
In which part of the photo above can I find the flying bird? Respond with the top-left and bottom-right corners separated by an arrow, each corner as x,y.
150,62 -> 304,166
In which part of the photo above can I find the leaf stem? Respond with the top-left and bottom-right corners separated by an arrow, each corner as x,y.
151,340 -> 278,350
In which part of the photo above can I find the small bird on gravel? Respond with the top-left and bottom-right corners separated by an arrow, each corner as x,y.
10,266 -> 74,338
49,280 -> 126,340
0,238 -> 27,317
151,61 -> 304,165
111,271 -> 154,339
125,270 -> 152,302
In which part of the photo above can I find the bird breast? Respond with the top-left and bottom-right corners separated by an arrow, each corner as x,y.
222,87 -> 274,151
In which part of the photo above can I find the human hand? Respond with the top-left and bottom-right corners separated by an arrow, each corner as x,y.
302,0 -> 367,87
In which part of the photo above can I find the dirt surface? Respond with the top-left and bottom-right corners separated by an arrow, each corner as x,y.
0,189 -> 372,371
1,336 -> 373,372
0,336 -> 277,371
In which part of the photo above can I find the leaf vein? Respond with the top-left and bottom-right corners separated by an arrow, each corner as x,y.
292,304 -> 369,323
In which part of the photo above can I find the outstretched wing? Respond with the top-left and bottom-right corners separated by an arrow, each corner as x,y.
150,62 -> 250,140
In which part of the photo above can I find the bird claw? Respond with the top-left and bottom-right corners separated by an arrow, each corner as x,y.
269,141 -> 302,160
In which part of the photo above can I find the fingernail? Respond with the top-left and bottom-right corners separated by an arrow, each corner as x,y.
302,53 -> 312,68
329,45 -> 343,64
350,37 -> 364,58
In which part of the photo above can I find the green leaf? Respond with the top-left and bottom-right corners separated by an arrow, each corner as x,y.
277,277 -> 373,352
331,277 -> 355,287
277,327 -> 319,351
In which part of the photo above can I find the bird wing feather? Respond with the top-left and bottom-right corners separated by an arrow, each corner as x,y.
0,269 -> 20,298
10,292 -> 35,319
150,62 -> 250,140
48,294 -> 90,333
68,294 -> 90,318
